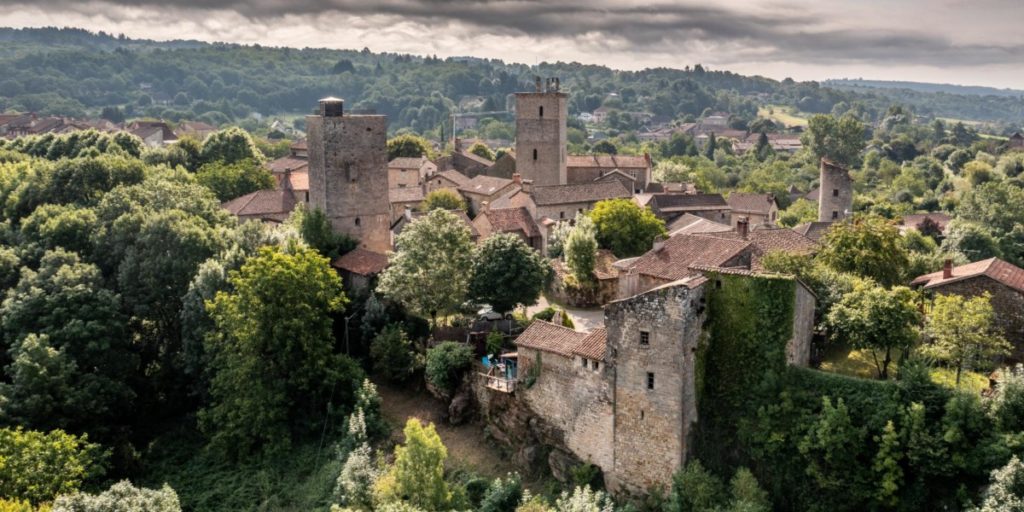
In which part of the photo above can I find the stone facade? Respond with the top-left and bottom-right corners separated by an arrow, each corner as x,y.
605,280 -> 706,493
307,98 -> 391,253
928,277 -> 1024,360
817,159 -> 853,222
515,80 -> 568,187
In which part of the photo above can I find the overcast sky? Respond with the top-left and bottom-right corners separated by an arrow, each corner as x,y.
1,0 -> 1022,89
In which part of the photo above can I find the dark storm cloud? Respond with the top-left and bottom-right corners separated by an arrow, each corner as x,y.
14,0 -> 1024,66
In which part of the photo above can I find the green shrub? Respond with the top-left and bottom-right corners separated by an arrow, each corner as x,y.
370,324 -> 418,382
478,473 -> 523,512
0,427 -> 105,505
425,341 -> 475,394
486,330 -> 504,355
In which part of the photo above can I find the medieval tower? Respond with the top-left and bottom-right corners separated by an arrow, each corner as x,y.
307,97 -> 391,253
818,158 -> 853,222
515,77 -> 568,187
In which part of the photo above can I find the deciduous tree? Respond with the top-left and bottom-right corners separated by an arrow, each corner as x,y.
818,214 -> 909,287
587,199 -> 666,258
826,283 -> 921,379
468,233 -> 550,313
922,293 -> 1010,387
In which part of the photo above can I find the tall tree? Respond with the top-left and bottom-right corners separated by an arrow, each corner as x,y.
377,209 -> 473,326
564,214 -> 598,284
420,189 -> 467,213
375,419 -> 451,511
194,158 -> 274,201
199,127 -> 265,165
200,245 -> 364,456
826,283 -> 921,379
387,135 -> 432,160
818,214 -> 909,288
468,233 -> 550,313
803,114 -> 866,168
922,293 -> 1010,386
588,199 -> 666,258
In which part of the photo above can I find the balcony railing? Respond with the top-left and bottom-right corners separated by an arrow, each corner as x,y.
482,373 -> 516,393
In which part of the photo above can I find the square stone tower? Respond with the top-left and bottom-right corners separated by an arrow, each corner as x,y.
818,158 -> 853,222
604,279 -> 706,494
515,77 -> 568,187
307,97 -> 391,253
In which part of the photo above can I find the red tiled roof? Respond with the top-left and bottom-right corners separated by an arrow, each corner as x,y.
331,248 -> 388,275
666,213 -> 732,236
910,258 -> 1024,294
531,181 -> 631,206
476,207 -> 541,238
221,189 -> 298,221
705,227 -> 817,270
573,328 -> 607,360
792,221 -> 832,242
567,154 -> 649,169
490,188 -> 536,210
515,320 -> 587,357
389,187 -> 426,204
627,233 -> 752,281
436,169 -> 471,187
285,170 -> 309,192
651,193 -> 729,212
267,156 -> 309,174
459,175 -> 513,196
727,192 -> 776,215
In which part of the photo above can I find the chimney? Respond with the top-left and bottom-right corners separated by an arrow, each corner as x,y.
319,97 -> 344,117
454,137 -> 462,151
512,173 -> 522,185
534,76 -> 542,92
481,201 -> 490,213
521,178 -> 533,194
644,152 -> 652,167
737,217 -> 750,239
404,205 -> 413,221
943,259 -> 953,279
653,235 -> 667,252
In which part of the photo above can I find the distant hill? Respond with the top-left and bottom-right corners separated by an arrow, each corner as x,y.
826,79 -> 1024,98
0,26 -> 1022,131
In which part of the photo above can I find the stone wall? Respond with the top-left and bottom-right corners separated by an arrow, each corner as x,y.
515,92 -> 568,187
605,281 -> 706,494
788,282 -> 816,366
307,111 -> 391,253
932,276 -> 1024,360
817,159 -> 853,222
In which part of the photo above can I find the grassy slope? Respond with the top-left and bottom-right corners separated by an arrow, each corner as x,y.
819,342 -> 990,395
758,104 -> 809,128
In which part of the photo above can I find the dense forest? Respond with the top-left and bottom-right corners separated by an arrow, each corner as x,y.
1,27 -> 1023,138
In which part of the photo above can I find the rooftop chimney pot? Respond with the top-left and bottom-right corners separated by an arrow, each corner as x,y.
943,259 -> 953,279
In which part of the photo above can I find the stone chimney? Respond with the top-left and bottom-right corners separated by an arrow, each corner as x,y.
512,173 -> 522,185
404,205 -> 414,221
737,217 -> 750,240
943,259 -> 953,279
481,201 -> 490,213
644,152 -> 652,167
653,235 -> 668,252
454,137 -> 462,151
318,97 -> 344,117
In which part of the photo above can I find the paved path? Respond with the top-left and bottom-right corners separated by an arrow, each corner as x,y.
526,295 -> 605,332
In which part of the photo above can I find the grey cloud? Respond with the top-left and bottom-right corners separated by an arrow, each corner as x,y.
11,0 -> 1024,67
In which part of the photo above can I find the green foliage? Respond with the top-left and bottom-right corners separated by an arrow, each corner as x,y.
18,203 -> 98,261
468,142 -> 495,161
199,127 -> 265,165
420,189 -> 467,213
803,114 -> 866,168
200,245 -> 363,457
369,324 -> 418,383
387,135 -> 432,160
777,198 -> 818,227
194,158 -> 274,201
798,397 -> 867,501
942,219 -> 1002,262
375,419 -> 451,511
666,460 -> 726,512
727,467 -> 771,512
52,481 -> 181,512
0,249 -> 135,434
378,209 -> 474,325
285,204 -> 357,260
334,408 -> 379,511
872,420 -> 904,508
486,329 -> 504,355
546,221 -> 572,259
991,369 -> 1024,434
818,214 -> 909,287
0,130 -> 142,161
469,233 -> 551,313
564,214 -> 598,283
0,427 -> 104,505
425,341 -> 475,395
976,455 -> 1024,512
825,283 -> 921,379
587,199 -> 666,258
553,486 -> 614,512
923,293 -> 1010,387
570,464 -> 603,491
479,474 -> 523,512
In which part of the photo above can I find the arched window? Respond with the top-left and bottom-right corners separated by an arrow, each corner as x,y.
355,217 -> 361,226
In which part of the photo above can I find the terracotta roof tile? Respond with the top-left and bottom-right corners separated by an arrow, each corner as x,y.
390,187 -> 426,204
331,248 -> 388,275
727,192 -> 776,215
911,258 -> 1024,293
221,189 -> 297,220
267,156 -> 309,174
437,169 -> 471,187
459,175 -> 513,196
531,181 -> 631,206
666,213 -> 732,236
626,233 -> 752,281
573,328 -> 607,360
567,154 -> 649,169
704,227 -> 817,270
515,320 -> 587,357
792,221 -> 833,241
476,207 -> 541,238
650,193 -> 729,212
491,188 -> 536,210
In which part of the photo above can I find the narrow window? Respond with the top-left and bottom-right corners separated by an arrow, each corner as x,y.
640,330 -> 650,346
539,106 -> 544,117
581,357 -> 587,368
832,210 -> 839,220
641,409 -> 645,420
832,188 -> 839,197
560,211 -> 565,219
354,217 -> 361,226
647,372 -> 655,390
533,148 -> 538,160
591,360 -> 599,371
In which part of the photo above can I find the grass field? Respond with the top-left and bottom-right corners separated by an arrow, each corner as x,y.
758,104 -> 809,128
819,342 -> 990,395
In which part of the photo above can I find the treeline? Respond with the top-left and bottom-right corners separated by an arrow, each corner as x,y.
2,27 -> 1022,138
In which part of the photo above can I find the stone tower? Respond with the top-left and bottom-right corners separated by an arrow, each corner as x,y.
515,77 -> 568,187
818,158 -> 853,222
307,97 -> 391,253
604,279 -> 706,494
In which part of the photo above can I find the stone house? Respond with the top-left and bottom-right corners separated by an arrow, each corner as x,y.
566,154 -> 653,193
702,221 -> 818,271
531,181 -> 632,223
647,193 -> 731,225
818,158 -> 853,222
388,156 -> 437,189
911,258 -> 1024,360
471,206 -> 543,252
388,186 -> 426,223
791,221 -> 833,242
614,233 -> 753,298
126,120 -> 178,147
726,192 -> 778,228
1010,132 -> 1024,150
221,189 -> 300,223
458,175 -> 516,214
331,248 -> 388,295
426,169 -> 471,194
